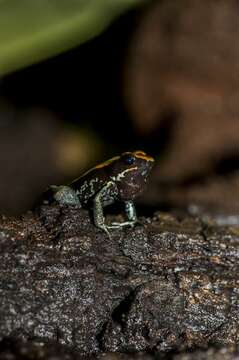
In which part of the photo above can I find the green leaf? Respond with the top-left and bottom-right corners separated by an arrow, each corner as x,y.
0,0 -> 146,76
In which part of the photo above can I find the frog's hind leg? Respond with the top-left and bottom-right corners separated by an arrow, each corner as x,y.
52,185 -> 81,206
93,181 -> 115,238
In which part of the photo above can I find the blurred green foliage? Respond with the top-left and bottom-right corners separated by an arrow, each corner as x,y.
0,0 -> 146,76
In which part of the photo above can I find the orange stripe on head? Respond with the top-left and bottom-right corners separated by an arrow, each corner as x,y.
134,150 -> 146,156
133,151 -> 154,162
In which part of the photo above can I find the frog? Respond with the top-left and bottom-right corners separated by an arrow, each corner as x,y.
44,150 -> 154,236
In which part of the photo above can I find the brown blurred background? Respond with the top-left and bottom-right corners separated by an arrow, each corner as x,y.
1,0 -> 239,221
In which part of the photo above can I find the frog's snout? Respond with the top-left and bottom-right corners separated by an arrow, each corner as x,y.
147,156 -> 154,163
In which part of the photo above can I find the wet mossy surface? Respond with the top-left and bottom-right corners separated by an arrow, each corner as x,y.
0,204 -> 239,358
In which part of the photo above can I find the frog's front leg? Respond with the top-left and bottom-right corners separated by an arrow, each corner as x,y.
93,181 -> 115,238
110,200 -> 137,229
125,200 -> 137,223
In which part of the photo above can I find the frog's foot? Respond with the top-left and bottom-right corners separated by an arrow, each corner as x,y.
96,224 -> 112,239
101,226 -> 111,238
108,220 -> 137,229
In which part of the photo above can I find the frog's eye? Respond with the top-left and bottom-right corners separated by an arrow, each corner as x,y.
124,155 -> 135,165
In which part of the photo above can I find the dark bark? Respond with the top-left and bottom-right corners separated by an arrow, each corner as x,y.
1,340 -> 239,360
0,204 -> 239,357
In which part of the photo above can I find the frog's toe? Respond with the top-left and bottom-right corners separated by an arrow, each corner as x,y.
106,223 -> 121,230
97,224 -> 112,239
110,221 -> 136,229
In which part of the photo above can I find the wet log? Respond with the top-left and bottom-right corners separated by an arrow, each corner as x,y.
0,338 -> 239,360
0,204 -> 239,356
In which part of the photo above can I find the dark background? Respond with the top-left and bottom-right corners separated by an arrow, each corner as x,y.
1,0 -> 239,220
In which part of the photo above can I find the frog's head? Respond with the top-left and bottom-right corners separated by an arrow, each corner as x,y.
109,150 -> 154,200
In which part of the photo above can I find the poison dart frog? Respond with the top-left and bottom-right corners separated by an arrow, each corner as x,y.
44,151 -> 154,236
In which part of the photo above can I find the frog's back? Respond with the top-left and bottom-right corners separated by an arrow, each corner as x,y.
43,155 -> 121,207
70,166 -> 107,206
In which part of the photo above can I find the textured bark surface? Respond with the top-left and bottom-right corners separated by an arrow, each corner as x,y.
0,340 -> 239,360
0,204 -> 239,357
